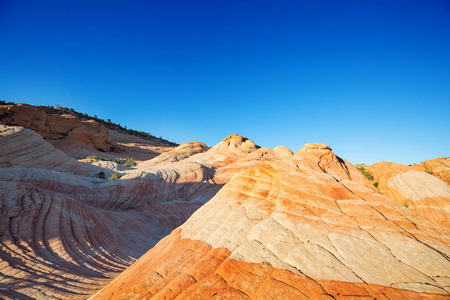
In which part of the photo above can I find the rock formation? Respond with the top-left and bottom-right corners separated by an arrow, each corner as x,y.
409,157 -> 450,186
369,161 -> 450,230
0,103 -> 112,153
0,128 -> 274,299
0,103 -> 174,161
1,106 -> 449,299
93,144 -> 450,299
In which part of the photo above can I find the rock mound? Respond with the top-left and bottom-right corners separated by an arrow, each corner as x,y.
369,161 -> 450,229
273,145 -> 294,157
0,129 -> 272,299
139,141 -> 209,167
93,146 -> 450,299
208,134 -> 257,152
0,103 -> 111,153
0,125 -> 93,175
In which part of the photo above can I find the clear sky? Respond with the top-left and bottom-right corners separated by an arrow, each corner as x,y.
1,0 -> 449,165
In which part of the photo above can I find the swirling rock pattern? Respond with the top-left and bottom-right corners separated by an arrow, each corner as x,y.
94,145 -> 450,299
0,128 -> 273,299
1,121 -> 449,299
0,103 -> 174,161
369,161 -> 450,230
0,104 -> 111,154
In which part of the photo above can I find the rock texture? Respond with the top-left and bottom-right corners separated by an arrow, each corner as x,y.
369,161 -> 450,230
0,103 -> 112,153
93,144 -> 450,299
1,111 -> 449,299
0,129 -> 275,299
409,157 -> 450,186
0,103 -> 175,161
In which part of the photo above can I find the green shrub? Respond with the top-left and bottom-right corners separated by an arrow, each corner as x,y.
424,169 -> 432,175
86,155 -> 116,162
123,157 -> 136,167
403,202 -> 409,208
373,182 -> 379,188
97,171 -> 106,179
358,166 -> 374,181
108,173 -> 122,181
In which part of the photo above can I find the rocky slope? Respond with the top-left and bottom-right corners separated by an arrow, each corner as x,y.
0,127 -> 279,299
0,103 -> 174,161
1,104 -> 449,299
93,144 -> 450,299
369,162 -> 450,230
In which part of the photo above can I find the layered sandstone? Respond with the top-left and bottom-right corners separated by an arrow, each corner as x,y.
369,161 -> 450,229
93,144 -> 450,299
0,129 -> 273,299
0,103 -> 175,161
409,157 -> 450,186
0,103 -> 112,153
1,115 -> 449,299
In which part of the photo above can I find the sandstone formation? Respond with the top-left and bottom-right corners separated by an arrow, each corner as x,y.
93,144 -> 450,299
422,157 -> 450,185
0,125 -> 92,174
0,103 -> 112,153
369,161 -> 450,230
409,157 -> 450,186
0,128 -> 275,299
1,107 -> 449,299
138,142 -> 210,168
0,103 -> 174,161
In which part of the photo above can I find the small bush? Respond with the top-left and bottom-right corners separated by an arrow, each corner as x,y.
86,155 -> 116,162
358,166 -> 374,181
108,173 -> 122,181
123,157 -> 136,167
97,171 -> 106,179
373,182 -> 379,188
424,169 -> 432,175
403,202 -> 409,208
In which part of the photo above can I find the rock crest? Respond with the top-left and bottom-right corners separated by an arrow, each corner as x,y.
0,114 -> 449,299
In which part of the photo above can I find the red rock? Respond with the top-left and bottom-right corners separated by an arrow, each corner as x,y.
93,146 -> 450,299
369,161 -> 450,229
1,119 -> 449,299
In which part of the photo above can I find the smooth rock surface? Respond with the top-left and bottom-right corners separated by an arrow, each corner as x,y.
93,145 -> 450,299
369,161 -> 450,229
0,128 -> 273,299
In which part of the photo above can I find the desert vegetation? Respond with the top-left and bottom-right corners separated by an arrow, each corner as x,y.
86,155 -> 137,167
358,165 -> 374,181
0,100 -> 178,146
108,173 -> 122,181
123,157 -> 136,167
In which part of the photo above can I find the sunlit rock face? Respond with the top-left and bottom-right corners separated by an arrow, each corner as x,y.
0,103 -> 111,154
409,157 -> 450,186
0,126 -> 280,299
0,103 -> 175,161
92,144 -> 450,299
369,161 -> 450,230
2,107 -> 449,299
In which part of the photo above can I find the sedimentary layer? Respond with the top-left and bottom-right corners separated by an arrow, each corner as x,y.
93,144 -> 450,299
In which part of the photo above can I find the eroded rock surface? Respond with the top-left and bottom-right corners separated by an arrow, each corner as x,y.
0,103 -> 175,161
369,161 -> 450,229
93,145 -> 450,299
0,129 -> 274,299
0,103 -> 112,153
1,115 -> 449,299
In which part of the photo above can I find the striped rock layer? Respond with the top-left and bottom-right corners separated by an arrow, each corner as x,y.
369,161 -> 450,230
93,146 -> 450,299
0,128 -> 283,299
1,119 -> 449,299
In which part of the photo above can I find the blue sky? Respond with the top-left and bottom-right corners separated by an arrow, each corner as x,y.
1,0 -> 449,164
